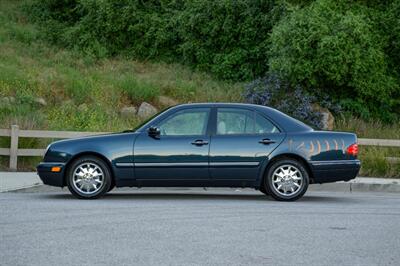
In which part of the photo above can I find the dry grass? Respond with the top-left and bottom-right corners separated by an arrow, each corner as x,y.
335,117 -> 400,139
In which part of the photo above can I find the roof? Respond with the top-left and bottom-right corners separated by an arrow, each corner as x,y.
172,103 -> 313,132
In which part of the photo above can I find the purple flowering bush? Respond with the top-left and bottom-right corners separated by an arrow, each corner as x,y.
244,74 -> 341,129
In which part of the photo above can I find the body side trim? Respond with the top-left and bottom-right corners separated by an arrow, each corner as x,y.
310,160 -> 361,166
210,162 -> 260,166
115,162 -> 135,167
134,162 -> 260,167
135,162 -> 208,167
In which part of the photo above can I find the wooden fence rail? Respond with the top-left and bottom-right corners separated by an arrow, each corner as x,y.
1,125 -> 400,171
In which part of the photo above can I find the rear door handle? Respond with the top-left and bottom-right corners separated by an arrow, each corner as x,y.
259,138 -> 276,145
191,140 -> 209,146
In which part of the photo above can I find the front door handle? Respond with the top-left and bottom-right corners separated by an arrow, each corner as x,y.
259,138 -> 276,145
191,140 -> 209,146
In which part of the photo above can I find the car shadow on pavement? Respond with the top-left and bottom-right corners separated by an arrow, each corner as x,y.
107,193 -> 357,203
36,191 -> 357,203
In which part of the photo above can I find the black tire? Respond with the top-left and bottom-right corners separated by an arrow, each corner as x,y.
263,159 -> 309,201
66,156 -> 112,199
259,185 -> 269,195
108,183 -> 116,192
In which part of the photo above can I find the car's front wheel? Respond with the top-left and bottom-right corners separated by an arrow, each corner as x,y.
259,185 -> 269,195
66,156 -> 112,199
263,159 -> 309,201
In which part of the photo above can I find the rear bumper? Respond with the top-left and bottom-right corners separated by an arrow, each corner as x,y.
36,162 -> 66,187
310,160 -> 361,184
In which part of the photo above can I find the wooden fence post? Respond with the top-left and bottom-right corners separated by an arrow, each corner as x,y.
9,125 -> 19,171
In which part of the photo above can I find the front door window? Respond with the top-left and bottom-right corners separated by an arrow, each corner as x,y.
159,109 -> 210,136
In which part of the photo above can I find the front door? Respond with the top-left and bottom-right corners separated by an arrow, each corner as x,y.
209,108 -> 285,180
134,107 -> 211,180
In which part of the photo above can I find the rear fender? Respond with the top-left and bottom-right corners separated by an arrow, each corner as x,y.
257,131 -> 358,186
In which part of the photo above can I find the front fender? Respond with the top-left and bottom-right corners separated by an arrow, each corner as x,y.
44,132 -> 138,182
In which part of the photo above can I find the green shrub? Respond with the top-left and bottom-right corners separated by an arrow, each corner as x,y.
380,0 -> 400,77
26,0 -> 286,80
24,0 -> 400,121
28,0 -> 183,59
268,0 -> 399,121
176,0 -> 287,80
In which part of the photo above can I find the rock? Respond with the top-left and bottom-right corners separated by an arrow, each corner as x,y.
34,97 -> 47,106
62,99 -> 74,106
78,103 -> 88,112
322,111 -> 334,130
1,96 -> 15,105
120,106 -> 137,118
137,102 -> 158,119
312,104 -> 334,130
158,95 -> 178,107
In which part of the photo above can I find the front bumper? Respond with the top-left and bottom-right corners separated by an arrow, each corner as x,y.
310,160 -> 361,184
36,162 -> 66,187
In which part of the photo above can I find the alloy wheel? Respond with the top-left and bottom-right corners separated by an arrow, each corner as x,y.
72,162 -> 104,195
271,164 -> 303,196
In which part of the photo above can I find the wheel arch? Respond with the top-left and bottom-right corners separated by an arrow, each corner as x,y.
259,153 -> 314,188
62,152 -> 115,187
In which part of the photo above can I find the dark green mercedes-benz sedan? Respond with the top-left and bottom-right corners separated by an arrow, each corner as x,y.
37,103 -> 360,201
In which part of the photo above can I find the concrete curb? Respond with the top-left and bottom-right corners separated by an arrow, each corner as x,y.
309,178 -> 400,193
0,172 -> 42,192
1,172 -> 400,193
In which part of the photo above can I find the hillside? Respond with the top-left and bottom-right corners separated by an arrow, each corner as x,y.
0,1 -> 243,132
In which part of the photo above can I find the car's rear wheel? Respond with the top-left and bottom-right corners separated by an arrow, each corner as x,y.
66,156 -> 111,199
108,183 -> 116,192
263,159 -> 309,201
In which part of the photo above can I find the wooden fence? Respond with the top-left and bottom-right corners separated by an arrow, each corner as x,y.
1,125 -> 400,171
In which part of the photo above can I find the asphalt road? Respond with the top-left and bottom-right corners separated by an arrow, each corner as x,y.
1,189 -> 399,266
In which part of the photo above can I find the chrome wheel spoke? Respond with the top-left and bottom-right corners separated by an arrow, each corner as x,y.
277,172 -> 285,178
79,167 -> 87,174
76,172 -> 85,177
92,172 -> 102,178
289,170 -> 298,176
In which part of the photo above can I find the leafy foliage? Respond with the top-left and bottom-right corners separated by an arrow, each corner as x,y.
25,0 -> 400,121
380,0 -> 400,77
268,0 -> 399,121
27,0 -> 182,58
27,0 -> 286,80
176,0 -> 287,80
244,73 -> 342,129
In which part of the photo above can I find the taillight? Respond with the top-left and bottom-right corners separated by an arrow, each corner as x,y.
346,143 -> 358,157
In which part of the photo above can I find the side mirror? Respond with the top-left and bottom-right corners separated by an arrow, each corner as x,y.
148,126 -> 160,139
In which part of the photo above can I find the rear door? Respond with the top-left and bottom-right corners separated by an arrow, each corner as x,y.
209,107 -> 285,180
